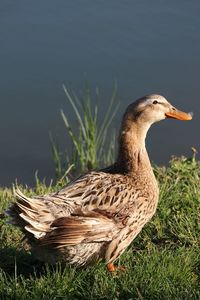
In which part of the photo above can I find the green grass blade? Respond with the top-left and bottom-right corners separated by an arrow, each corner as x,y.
96,85 -> 119,147
62,84 -> 87,140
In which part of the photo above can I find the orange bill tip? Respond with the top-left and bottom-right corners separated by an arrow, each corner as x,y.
165,110 -> 193,121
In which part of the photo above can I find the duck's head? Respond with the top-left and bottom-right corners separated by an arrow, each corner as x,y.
125,94 -> 192,126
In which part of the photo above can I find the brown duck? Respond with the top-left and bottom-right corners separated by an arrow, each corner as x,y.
8,94 -> 192,271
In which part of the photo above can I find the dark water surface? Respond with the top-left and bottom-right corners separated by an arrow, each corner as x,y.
0,1 -> 200,186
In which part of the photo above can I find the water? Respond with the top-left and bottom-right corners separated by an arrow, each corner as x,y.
0,0 -> 199,186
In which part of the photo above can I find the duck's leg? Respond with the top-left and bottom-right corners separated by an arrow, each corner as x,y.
106,227 -> 143,273
107,262 -> 116,272
107,263 -> 126,272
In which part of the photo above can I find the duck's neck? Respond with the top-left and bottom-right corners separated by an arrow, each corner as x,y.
116,116 -> 152,174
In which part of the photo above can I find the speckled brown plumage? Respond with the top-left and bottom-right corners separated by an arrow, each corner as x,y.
7,94 -> 192,269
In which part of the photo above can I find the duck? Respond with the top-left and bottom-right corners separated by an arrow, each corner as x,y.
7,94 -> 192,272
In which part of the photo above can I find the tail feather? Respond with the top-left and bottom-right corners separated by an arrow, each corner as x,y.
14,187 -> 44,208
24,225 -> 46,238
7,188 -> 54,239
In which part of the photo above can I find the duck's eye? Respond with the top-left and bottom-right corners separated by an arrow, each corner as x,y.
153,100 -> 158,104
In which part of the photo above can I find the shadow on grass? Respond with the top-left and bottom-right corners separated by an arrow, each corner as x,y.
0,246 -> 45,277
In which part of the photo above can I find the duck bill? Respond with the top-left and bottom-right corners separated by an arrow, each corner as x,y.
165,110 -> 192,121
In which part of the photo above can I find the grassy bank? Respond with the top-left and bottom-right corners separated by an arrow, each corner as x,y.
0,156 -> 199,299
0,89 -> 199,299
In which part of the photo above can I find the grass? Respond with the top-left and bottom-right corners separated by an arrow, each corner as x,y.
0,157 -> 199,299
0,91 -> 199,299
50,85 -> 119,179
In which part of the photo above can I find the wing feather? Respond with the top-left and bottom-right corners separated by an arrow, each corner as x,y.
39,212 -> 118,248
57,171 -> 133,213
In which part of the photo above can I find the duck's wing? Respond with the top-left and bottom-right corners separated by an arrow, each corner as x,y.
39,210 -> 120,248
57,171 -> 133,213
8,171 -> 135,247
38,171 -> 134,248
